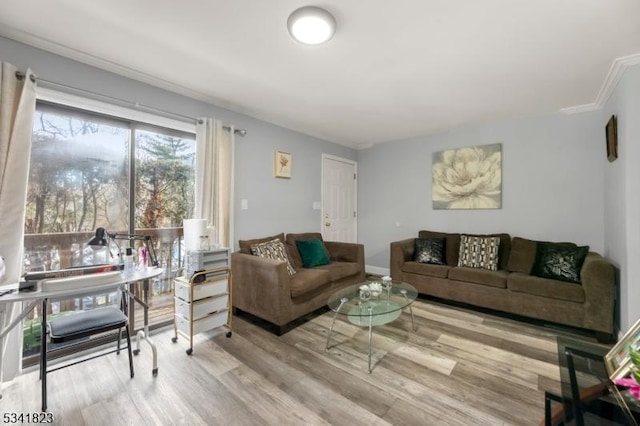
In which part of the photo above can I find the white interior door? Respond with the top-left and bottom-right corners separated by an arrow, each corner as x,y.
321,154 -> 357,242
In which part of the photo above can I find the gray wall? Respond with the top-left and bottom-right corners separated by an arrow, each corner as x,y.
0,36 -> 357,248
603,63 -> 640,332
357,111 -> 605,271
234,121 -> 355,240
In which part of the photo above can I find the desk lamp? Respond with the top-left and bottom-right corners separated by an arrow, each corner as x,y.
87,227 -> 109,248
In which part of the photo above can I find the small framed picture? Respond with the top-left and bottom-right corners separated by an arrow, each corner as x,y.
275,150 -> 292,178
605,318 -> 640,379
606,115 -> 617,162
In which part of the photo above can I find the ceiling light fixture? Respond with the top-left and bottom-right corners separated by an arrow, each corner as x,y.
287,6 -> 336,45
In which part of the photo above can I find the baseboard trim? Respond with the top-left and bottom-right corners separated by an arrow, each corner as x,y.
365,265 -> 389,276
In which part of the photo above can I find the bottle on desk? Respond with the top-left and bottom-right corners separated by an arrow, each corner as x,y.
123,247 -> 134,278
139,247 -> 148,271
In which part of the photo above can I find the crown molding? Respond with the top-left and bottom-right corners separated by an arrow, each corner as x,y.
559,103 -> 601,114
0,25 -> 222,106
561,53 -> 640,114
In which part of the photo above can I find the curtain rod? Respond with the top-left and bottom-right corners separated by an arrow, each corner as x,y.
15,70 -> 36,83
33,77 -> 247,136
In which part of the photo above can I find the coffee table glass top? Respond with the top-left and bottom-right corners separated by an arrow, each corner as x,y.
327,280 -> 418,327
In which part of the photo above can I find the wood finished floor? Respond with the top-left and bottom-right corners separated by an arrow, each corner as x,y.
2,298 -> 601,425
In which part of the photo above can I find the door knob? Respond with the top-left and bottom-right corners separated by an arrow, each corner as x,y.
325,222 -> 331,227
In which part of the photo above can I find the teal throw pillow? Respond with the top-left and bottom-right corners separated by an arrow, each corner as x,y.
296,239 -> 330,268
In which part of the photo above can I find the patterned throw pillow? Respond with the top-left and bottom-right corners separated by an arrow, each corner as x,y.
250,239 -> 296,275
457,235 -> 500,271
531,242 -> 589,283
413,238 -> 446,265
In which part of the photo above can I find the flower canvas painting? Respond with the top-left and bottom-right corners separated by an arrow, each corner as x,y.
274,150 -> 292,178
432,143 -> 502,209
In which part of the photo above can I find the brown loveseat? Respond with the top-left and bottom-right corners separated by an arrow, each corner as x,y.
390,230 -> 616,341
232,232 -> 366,334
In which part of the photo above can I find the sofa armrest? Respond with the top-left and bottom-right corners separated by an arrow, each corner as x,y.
390,238 -> 415,281
230,252 -> 292,326
580,252 -> 616,334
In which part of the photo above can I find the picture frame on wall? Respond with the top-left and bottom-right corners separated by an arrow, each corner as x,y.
606,115 -> 618,162
275,150 -> 292,178
605,317 -> 640,380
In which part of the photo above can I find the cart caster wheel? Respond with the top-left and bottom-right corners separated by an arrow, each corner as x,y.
171,337 -> 178,343
152,368 -> 158,377
226,331 -> 232,338
133,349 -> 140,356
186,348 -> 193,356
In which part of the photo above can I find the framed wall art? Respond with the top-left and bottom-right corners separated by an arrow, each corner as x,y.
606,115 -> 618,162
275,150 -> 292,178
432,143 -> 502,209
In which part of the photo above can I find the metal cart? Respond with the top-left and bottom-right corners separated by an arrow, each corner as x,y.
171,266 -> 232,355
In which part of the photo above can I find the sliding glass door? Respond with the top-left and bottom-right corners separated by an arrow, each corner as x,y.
22,101 -> 195,363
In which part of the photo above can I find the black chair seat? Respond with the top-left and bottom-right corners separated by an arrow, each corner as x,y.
48,307 -> 128,343
41,288 -> 134,412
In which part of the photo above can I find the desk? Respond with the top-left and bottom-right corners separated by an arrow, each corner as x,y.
546,335 -> 640,425
0,267 -> 163,399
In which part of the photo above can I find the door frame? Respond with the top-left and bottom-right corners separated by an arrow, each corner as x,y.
321,154 -> 358,242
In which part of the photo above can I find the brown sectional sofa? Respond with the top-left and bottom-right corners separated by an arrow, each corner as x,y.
390,230 -> 616,341
232,232 -> 366,334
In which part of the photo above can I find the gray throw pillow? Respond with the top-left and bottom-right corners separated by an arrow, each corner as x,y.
413,238 -> 446,265
531,242 -> 589,284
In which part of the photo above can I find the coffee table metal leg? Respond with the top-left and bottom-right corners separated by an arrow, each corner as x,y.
326,298 -> 348,351
400,289 -> 416,331
368,305 -> 373,373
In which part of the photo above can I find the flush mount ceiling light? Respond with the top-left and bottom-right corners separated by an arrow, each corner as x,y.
287,6 -> 336,45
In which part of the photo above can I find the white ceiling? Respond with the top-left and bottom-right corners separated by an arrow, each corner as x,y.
1,0 -> 639,149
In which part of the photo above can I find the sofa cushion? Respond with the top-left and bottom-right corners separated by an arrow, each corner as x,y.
457,235 -> 500,271
508,237 -> 577,273
315,261 -> 361,281
286,232 -> 324,270
507,237 -> 538,273
402,261 -> 450,278
418,230 -> 460,267
289,268 -> 332,298
448,267 -> 508,288
507,272 -> 585,303
239,232 -> 286,254
531,242 -> 589,284
296,239 -> 330,268
413,237 -> 446,265
250,239 -> 296,276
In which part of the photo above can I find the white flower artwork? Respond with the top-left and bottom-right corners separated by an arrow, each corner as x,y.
432,143 -> 502,209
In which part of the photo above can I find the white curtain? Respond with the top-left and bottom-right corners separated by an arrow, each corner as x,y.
195,118 -> 234,248
0,63 -> 36,382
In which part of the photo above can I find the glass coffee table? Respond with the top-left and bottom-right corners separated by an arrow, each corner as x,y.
326,280 -> 418,373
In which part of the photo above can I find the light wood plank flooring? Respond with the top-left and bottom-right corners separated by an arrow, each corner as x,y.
2,298 -> 601,425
